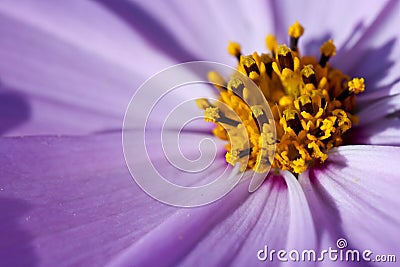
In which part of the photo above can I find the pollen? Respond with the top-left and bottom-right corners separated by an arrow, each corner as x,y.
348,78 -> 365,94
288,21 -> 304,38
197,22 -> 365,174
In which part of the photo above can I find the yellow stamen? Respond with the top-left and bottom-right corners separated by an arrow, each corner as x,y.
320,39 -> 337,57
301,65 -> 315,78
195,98 -> 211,109
288,21 -> 305,38
208,71 -> 226,89
227,41 -> 242,58
265,35 -> 278,54
277,44 -> 291,57
197,22 -> 365,174
348,78 -> 365,94
204,107 -> 220,123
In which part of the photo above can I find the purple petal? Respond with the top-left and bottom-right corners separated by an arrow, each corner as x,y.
300,145 -> 400,260
274,0 -> 400,93
107,174 -> 289,267
272,0 -> 390,52
0,1 -> 174,75
347,119 -> 400,146
0,129 -> 256,266
355,92 -> 400,125
0,133 -> 179,266
0,1 -> 176,135
129,0 -> 275,65
282,171 -> 317,253
357,81 -> 400,103
348,88 -> 400,146
334,0 -> 400,89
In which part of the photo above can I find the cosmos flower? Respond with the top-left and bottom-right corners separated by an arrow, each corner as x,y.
1,1 -> 400,267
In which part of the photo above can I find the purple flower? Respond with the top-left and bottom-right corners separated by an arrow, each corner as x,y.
1,1 -> 400,267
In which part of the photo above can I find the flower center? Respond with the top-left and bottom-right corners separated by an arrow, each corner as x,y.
197,21 -> 365,174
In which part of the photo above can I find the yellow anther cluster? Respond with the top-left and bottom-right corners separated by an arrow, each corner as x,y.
320,39 -> 337,57
288,21 -> 305,38
227,41 -> 242,57
204,107 -> 220,122
348,78 -> 365,94
198,22 -> 365,174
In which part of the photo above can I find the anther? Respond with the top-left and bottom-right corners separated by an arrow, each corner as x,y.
348,78 -> 365,94
227,41 -> 242,61
260,53 -> 274,77
296,95 -> 314,114
301,65 -> 317,87
283,109 -> 302,134
265,35 -> 278,58
251,105 -> 269,130
195,98 -> 212,109
288,21 -> 304,52
208,71 -> 226,90
228,78 -> 245,97
319,39 -> 336,67
277,45 -> 294,71
204,107 -> 241,126
200,22 -> 365,174
336,78 -> 365,101
241,55 -> 260,76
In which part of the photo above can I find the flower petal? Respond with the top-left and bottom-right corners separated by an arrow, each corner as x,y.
334,0 -> 400,89
348,119 -> 400,146
108,171 -> 318,267
0,0 -> 174,75
282,171 -> 317,253
106,174 -> 288,267
274,0 -> 400,93
346,89 -> 400,146
300,145 -> 400,259
0,1 -> 177,135
272,0 -> 391,53
130,0 -> 275,65
0,131 -> 225,266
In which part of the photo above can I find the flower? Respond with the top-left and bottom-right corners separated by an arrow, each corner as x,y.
1,1 -> 400,267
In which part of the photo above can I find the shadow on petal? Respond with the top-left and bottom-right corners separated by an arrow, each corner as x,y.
347,38 -> 397,90
0,197 -> 38,267
0,87 -> 31,135
95,0 -> 201,63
